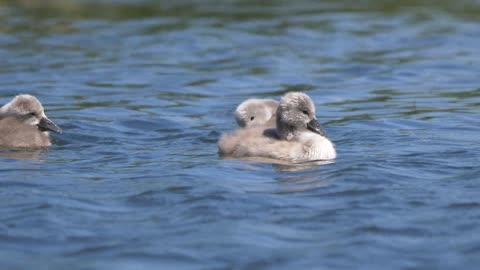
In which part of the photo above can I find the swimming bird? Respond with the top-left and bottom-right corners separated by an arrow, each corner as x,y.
218,92 -> 336,163
0,94 -> 62,148
235,98 -> 279,128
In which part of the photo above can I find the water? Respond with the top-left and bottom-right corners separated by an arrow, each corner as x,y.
0,0 -> 480,269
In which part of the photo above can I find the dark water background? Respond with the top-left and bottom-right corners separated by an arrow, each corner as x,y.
0,0 -> 480,269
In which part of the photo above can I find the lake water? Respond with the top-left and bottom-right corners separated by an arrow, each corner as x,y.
1,0 -> 480,269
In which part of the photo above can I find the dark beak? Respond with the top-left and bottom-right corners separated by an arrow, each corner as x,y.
307,118 -> 327,137
38,117 -> 63,134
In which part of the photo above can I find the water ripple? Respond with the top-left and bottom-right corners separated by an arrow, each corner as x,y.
0,1 -> 480,269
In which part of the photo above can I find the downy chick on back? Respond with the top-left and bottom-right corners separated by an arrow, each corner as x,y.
235,98 -> 278,128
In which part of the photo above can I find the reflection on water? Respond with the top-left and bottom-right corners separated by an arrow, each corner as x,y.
272,160 -> 335,172
0,0 -> 480,269
223,156 -> 334,171
0,148 -> 45,161
273,165 -> 333,193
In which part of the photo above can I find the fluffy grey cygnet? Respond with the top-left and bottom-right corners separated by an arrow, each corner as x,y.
218,92 -> 336,163
0,94 -> 62,148
235,98 -> 278,128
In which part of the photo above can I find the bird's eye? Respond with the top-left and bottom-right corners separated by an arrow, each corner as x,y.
302,110 -> 309,116
250,116 -> 255,121
28,112 -> 36,117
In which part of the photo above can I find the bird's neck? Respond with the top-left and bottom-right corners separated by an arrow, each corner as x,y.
277,124 -> 297,141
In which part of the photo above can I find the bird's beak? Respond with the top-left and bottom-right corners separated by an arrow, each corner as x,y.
38,117 -> 62,134
307,118 -> 327,137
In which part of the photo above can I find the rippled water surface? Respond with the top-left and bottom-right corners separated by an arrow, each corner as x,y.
1,0 -> 480,269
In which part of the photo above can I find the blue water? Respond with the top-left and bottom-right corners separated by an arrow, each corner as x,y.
1,0 -> 480,269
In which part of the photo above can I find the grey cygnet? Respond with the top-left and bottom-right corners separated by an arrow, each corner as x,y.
0,94 -> 62,148
218,92 -> 336,163
235,98 -> 279,128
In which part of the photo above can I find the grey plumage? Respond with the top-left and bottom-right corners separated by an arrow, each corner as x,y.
235,98 -> 279,128
219,92 -> 336,163
0,94 -> 62,148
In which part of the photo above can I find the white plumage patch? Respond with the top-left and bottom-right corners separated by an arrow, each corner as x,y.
298,132 -> 336,161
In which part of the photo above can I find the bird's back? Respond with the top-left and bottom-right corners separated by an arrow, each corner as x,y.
218,127 -> 312,162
